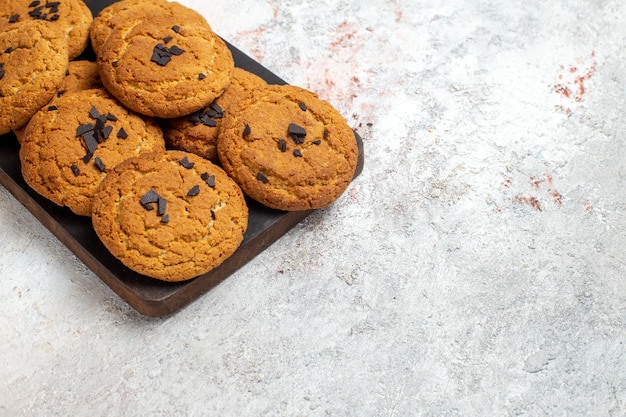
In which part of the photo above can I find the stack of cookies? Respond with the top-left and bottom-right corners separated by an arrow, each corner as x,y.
0,0 -> 359,282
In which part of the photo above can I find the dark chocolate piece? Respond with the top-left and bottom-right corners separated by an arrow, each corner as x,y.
29,0 -> 41,7
106,112 -> 117,121
151,43 -> 172,66
293,149 -> 303,157
70,164 -> 80,176
83,131 -> 98,154
101,125 -> 113,140
312,139 -> 322,145
89,106 -> 99,119
49,13 -> 59,21
82,152 -> 93,163
206,175 -> 215,188
288,123 -> 306,144
140,189 -> 159,209
198,73 -> 206,80
112,60 -> 119,67
171,25 -> 180,33
117,127 -> 128,139
210,209 -> 216,220
298,102 -> 307,111
163,36 -> 173,44
256,172 -> 269,183
76,123 -> 94,137
94,157 -> 106,172
168,45 -> 184,56
8,14 -> 19,23
242,124 -> 251,137
161,214 -> 169,223
278,139 -> 287,152
187,185 -> 200,196
179,156 -> 194,169
0,63 -> 4,80
157,197 -> 167,216
4,47 -> 13,54
47,105 -> 57,111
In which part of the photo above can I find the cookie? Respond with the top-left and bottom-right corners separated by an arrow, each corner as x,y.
98,12 -> 234,118
91,150 -> 249,282
89,0 -> 170,56
12,60 -> 102,143
0,0 -> 93,59
19,88 -> 165,216
164,67 -> 267,162
217,84 -> 359,211
0,20 -> 68,135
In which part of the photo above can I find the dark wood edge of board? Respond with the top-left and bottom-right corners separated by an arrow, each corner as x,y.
0,16 -> 365,317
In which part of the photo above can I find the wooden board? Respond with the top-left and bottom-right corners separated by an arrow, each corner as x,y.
0,0 -> 364,317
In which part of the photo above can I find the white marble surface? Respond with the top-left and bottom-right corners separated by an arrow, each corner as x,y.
2,0 -> 626,415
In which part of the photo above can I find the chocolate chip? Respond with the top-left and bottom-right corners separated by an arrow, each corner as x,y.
179,156 -> 194,169
209,102 -> 223,116
83,152 -> 93,163
157,197 -> 167,216
298,102 -> 307,111
4,47 -> 13,54
46,1 -> 60,7
140,189 -> 159,209
257,172 -> 269,183
94,157 -> 106,172
89,106 -> 99,119
323,129 -> 329,139
161,214 -> 170,223
242,124 -> 251,137
117,127 -> 128,139
198,73 -> 206,80
151,43 -> 184,66
293,149 -> 303,157
101,125 -> 113,140
168,45 -> 184,56
76,123 -> 93,137
171,25 -> 180,33
278,139 -> 287,152
163,36 -> 173,44
187,185 -> 200,196
106,113 -> 117,121
312,139 -> 322,145
112,60 -> 118,67
210,210 -> 216,220
70,164 -> 80,176
28,0 -> 40,6
83,131 -> 98,154
8,14 -> 19,23
206,175 -> 215,188
0,63 -> 4,80
47,105 -> 57,111
49,13 -> 59,20
56,89 -> 65,97
288,123 -> 306,144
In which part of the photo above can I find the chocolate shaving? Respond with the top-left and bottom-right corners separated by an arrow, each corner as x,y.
187,185 -> 200,196
256,172 -> 269,183
94,157 -> 106,172
179,156 -> 194,169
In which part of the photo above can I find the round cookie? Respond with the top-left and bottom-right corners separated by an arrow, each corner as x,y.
217,84 -> 359,211
12,60 -> 102,143
0,20 -> 68,135
0,0 -> 93,59
89,0 -> 171,56
20,88 -> 165,216
164,67 -> 267,162
91,150 -> 249,282
98,13 -> 234,118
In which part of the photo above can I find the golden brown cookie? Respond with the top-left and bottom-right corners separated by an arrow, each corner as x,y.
91,150 -> 249,282
0,20 -> 68,135
89,0 -> 170,56
12,60 -> 102,142
98,12 -> 234,118
20,88 -> 165,216
164,67 -> 267,162
217,84 -> 359,211
0,0 -> 93,59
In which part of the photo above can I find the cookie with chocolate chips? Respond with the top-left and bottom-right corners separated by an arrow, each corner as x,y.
0,20 -> 68,136
19,88 -> 165,216
97,10 -> 233,118
0,0 -> 93,59
91,150 -> 248,282
217,84 -> 359,211
164,67 -> 267,162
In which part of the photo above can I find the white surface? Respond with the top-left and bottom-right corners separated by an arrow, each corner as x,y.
2,0 -> 626,415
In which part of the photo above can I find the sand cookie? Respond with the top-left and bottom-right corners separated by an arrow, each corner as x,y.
217,84 -> 359,211
0,20 -> 68,136
19,88 -> 165,216
0,0 -> 93,59
91,150 -> 249,282
164,67 -> 267,162
98,13 -> 234,118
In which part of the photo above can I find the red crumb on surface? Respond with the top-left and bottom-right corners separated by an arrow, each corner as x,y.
514,195 -> 543,211
554,51 -> 598,112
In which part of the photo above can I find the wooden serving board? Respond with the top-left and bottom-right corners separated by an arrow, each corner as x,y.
0,0 -> 364,317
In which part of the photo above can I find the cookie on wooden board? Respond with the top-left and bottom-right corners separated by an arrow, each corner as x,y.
97,11 -> 233,118
91,150 -> 249,282
0,20 -> 68,136
20,88 -> 165,216
0,0 -> 93,59
217,84 -> 359,211
164,67 -> 267,162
